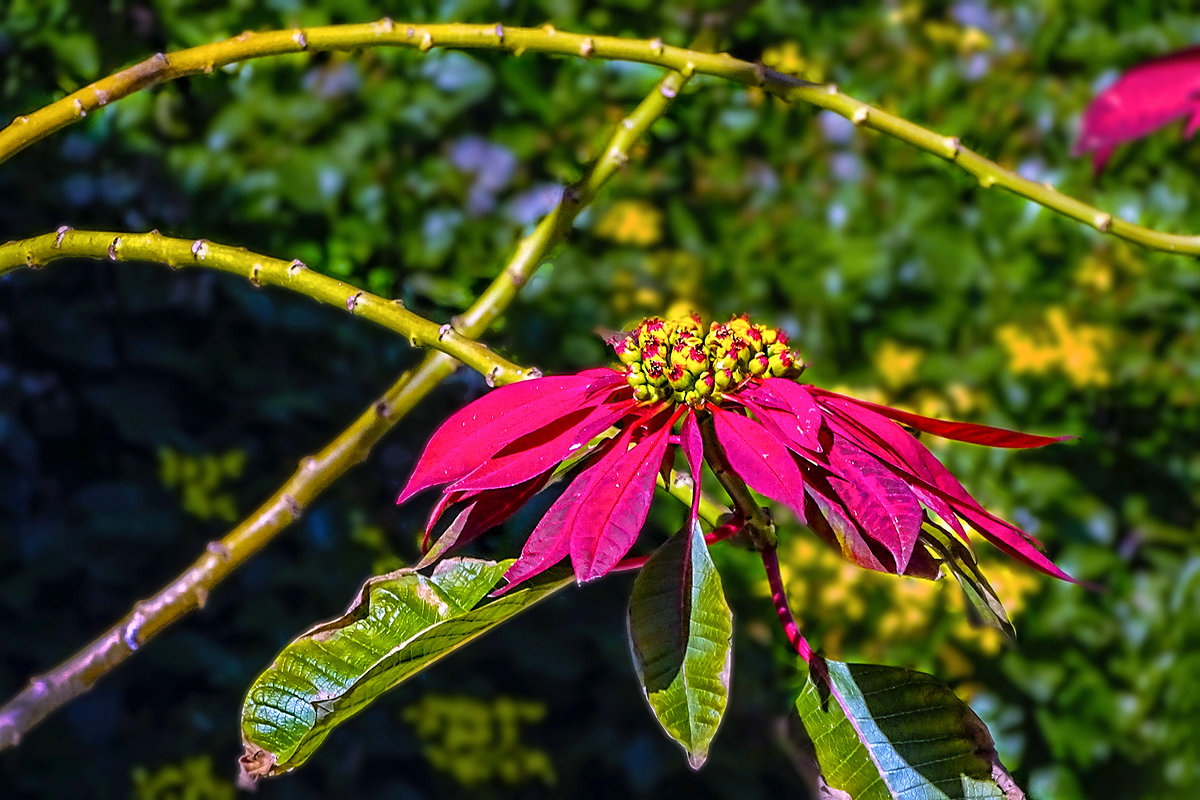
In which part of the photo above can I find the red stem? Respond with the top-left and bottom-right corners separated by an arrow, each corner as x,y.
761,546 -> 812,662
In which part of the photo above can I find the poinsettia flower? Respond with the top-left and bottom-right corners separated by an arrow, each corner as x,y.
1073,46 -> 1200,172
399,314 -> 1072,590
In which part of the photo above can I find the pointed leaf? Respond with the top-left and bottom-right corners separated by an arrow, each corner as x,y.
628,522 -> 732,769
239,559 -> 571,783
745,379 -> 824,452
449,399 -> 635,493
923,525 -> 1015,640
569,415 -> 673,582
710,405 -> 808,521
397,375 -> 600,503
795,657 -> 1025,799
811,388 -> 1068,449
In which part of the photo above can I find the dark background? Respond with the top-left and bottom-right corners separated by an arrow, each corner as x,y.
2,1 -> 1199,797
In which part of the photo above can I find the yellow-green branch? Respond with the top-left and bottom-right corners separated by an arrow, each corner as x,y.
0,59 -> 699,751
2,22 -> 1199,255
0,229 -> 532,386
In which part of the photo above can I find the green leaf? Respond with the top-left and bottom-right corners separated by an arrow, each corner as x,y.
795,658 -> 1025,799
627,522 -> 733,769
923,525 -> 1016,640
239,558 -> 570,783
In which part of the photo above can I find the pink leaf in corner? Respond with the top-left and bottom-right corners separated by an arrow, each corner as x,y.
1072,47 -> 1200,172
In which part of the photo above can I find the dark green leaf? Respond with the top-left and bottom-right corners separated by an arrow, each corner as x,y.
795,658 -> 1024,799
627,522 -> 732,769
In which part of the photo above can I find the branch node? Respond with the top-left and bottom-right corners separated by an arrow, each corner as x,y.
371,17 -> 395,34
24,250 -> 39,269
249,263 -> 263,287
494,23 -> 505,42
660,82 -> 678,99
608,146 -> 630,169
419,31 -> 434,52
1094,212 -> 1113,233
621,118 -> 635,130
282,495 -> 302,521
292,29 -> 308,50
300,456 -> 319,471
287,258 -> 306,276
191,239 -> 209,260
562,185 -> 582,205
12,115 -> 29,125
391,297 -> 406,309
205,540 -> 232,561
485,366 -> 500,387
943,135 -> 961,160
579,37 -> 595,58
527,367 -> 544,379
543,24 -> 557,35
506,267 -> 528,287
438,323 -> 453,340
94,88 -> 111,107
72,98 -> 86,118
107,237 -> 121,261
851,106 -> 870,126
346,291 -> 363,312
649,37 -> 664,55
824,83 -> 839,95
408,334 -> 422,349
153,52 -> 170,68
753,61 -> 767,87
405,26 -> 415,39
979,174 -> 996,189
681,61 -> 695,79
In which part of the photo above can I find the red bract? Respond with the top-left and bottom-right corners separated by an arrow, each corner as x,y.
1073,47 -> 1200,172
399,315 -> 1073,588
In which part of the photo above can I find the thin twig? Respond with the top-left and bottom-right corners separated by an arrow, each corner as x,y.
3,23 -> 1199,255
0,229 -> 531,385
697,413 -> 778,550
0,57 -> 700,751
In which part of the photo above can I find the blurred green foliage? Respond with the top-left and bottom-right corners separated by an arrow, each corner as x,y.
2,1 -> 1199,798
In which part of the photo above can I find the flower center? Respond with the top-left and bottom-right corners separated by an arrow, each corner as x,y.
613,314 -> 805,406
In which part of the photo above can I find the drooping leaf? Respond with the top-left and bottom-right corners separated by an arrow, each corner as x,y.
710,405 -> 808,521
1072,46 -> 1200,172
811,388 -> 1068,449
397,375 -> 601,503
628,522 -> 732,769
238,558 -> 571,783
794,657 -> 1025,800
826,439 -> 924,574
922,525 -> 1016,640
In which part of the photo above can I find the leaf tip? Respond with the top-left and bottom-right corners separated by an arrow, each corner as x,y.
237,743 -> 276,789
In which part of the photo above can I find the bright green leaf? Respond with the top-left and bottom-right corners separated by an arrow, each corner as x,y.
795,658 -> 1025,799
239,558 -> 570,783
627,522 -> 732,769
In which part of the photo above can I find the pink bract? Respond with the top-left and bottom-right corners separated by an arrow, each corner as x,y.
398,315 -> 1073,588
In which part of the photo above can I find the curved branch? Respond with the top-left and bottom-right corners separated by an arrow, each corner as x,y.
2,22 -> 1199,255
0,229 -> 532,386
0,60 -> 699,751
762,546 -> 813,663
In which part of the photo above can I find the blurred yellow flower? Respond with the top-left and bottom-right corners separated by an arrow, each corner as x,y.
594,200 -> 662,246
132,755 -> 233,800
872,339 -> 925,390
996,306 -> 1113,387
158,447 -> 245,522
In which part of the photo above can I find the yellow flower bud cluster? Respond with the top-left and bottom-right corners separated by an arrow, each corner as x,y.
614,314 -> 805,406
